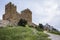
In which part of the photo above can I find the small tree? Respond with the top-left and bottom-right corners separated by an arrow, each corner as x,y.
36,23 -> 44,31
39,23 -> 44,29
18,19 -> 27,26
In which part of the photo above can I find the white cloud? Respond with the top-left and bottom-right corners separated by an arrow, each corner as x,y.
30,0 -> 58,24
28,0 -> 60,31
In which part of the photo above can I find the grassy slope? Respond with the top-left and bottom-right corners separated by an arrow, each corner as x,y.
0,26 -> 50,40
49,30 -> 60,35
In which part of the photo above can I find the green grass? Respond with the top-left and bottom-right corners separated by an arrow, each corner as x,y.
0,26 -> 50,40
49,30 -> 60,35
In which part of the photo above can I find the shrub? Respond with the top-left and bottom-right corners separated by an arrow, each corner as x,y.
35,23 -> 44,31
18,19 -> 27,26
35,27 -> 43,32
38,23 -> 44,29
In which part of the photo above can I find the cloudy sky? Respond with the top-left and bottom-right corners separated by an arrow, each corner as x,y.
0,0 -> 60,31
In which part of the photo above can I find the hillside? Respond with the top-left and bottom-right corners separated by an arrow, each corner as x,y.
0,26 -> 50,40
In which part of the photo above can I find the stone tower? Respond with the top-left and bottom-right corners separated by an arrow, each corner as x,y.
3,2 -> 16,20
21,8 -> 32,24
3,2 -> 32,25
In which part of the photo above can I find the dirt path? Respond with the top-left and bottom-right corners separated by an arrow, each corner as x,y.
44,31 -> 60,40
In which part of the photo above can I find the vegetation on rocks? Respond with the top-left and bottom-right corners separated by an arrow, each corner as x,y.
49,30 -> 60,35
48,28 -> 60,35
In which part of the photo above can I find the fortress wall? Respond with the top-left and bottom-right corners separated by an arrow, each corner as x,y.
3,2 -> 32,25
